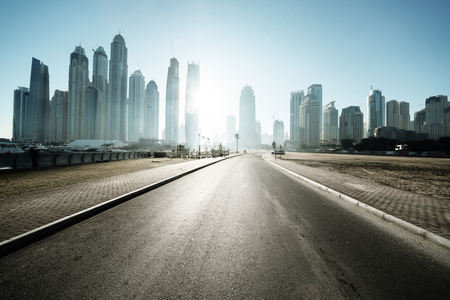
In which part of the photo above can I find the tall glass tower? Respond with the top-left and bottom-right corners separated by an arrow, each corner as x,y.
108,34 -> 128,142
239,85 -> 256,148
165,58 -> 180,144
92,46 -> 108,140
185,62 -> 200,149
290,90 -> 304,141
145,80 -> 159,140
28,57 -> 49,143
128,69 -> 145,143
366,88 -> 385,137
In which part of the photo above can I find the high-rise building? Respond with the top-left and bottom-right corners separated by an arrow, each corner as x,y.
273,120 -> 284,147
255,120 -> 261,146
290,90 -> 304,141
307,85 -> 323,140
425,95 -> 448,140
339,106 -> 364,143
145,80 -> 159,140
399,101 -> 410,130
83,86 -> 99,140
48,90 -> 68,143
92,46 -> 108,139
179,123 -> 186,144
185,62 -> 200,149
366,88 -> 385,137
414,109 -> 426,134
107,34 -> 128,142
300,89 -> 321,147
12,87 -> 29,142
386,100 -> 399,128
165,58 -> 180,144
68,46 -> 89,141
239,85 -> 256,148
128,69 -> 145,143
28,57 -> 50,143
227,115 -> 236,148
323,101 -> 339,143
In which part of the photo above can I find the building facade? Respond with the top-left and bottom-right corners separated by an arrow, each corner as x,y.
425,95 -> 448,140
28,57 -> 50,143
414,109 -> 426,134
323,101 -> 339,143
145,80 -> 159,140
239,85 -> 256,148
92,46 -> 108,140
68,46 -> 89,141
107,34 -> 128,142
185,62 -> 200,149
299,91 -> 321,147
12,87 -> 29,142
399,101 -> 410,130
48,90 -> 68,143
273,120 -> 284,147
307,85 -> 322,140
339,106 -> 364,143
366,89 -> 385,137
255,120 -> 261,146
165,58 -> 180,144
386,100 -> 399,128
128,69 -> 145,143
290,90 -> 304,142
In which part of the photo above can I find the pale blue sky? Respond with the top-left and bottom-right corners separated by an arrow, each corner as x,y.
1,0 -> 449,140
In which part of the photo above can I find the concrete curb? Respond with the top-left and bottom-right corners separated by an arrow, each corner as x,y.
0,154 -> 242,257
262,154 -> 450,252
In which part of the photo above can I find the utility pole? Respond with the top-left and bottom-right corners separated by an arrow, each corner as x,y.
235,134 -> 239,153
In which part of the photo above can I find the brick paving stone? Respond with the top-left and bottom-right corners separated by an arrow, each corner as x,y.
0,157 -> 229,242
263,153 -> 450,240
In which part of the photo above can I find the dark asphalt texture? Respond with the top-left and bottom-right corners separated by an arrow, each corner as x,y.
1,153 -> 450,299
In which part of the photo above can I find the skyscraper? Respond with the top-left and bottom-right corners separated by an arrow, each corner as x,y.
307,84 -> 323,140
339,106 -> 364,143
386,100 -> 399,128
414,109 -> 426,134
92,46 -> 108,140
323,101 -> 339,143
300,87 -> 321,147
145,80 -> 159,140
366,88 -> 385,137
108,34 -> 128,142
425,95 -> 448,140
290,90 -> 304,142
273,120 -> 284,147
239,85 -> 256,148
68,46 -> 89,141
48,90 -> 68,143
128,69 -> 145,143
255,120 -> 261,146
227,115 -> 236,148
165,58 -> 180,144
28,57 -> 49,143
399,101 -> 410,130
185,62 -> 200,149
12,87 -> 29,142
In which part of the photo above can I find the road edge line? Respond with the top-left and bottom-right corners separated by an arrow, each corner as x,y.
0,154 -> 242,257
262,154 -> 450,251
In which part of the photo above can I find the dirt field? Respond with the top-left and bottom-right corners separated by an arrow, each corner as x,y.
0,157 -> 193,200
281,152 -> 450,200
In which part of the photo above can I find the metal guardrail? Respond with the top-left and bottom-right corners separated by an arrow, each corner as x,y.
0,151 -> 144,170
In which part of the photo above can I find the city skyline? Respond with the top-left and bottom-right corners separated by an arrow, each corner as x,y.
1,0 -> 449,141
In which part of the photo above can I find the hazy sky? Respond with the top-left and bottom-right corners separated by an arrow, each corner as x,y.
1,0 -> 449,141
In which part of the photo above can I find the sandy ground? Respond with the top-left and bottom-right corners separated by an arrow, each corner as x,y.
281,152 -> 450,201
0,157 -> 195,200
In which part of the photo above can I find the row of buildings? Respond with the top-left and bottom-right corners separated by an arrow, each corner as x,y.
13,34 -> 201,149
287,85 -> 449,149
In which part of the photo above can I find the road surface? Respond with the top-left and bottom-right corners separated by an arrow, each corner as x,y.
1,153 -> 450,299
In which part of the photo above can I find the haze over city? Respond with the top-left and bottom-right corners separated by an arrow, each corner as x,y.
1,0 -> 449,141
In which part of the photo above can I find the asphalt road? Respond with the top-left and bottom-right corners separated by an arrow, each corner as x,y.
1,153 -> 450,299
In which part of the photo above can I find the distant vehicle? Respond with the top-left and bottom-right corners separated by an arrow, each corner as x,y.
0,142 -> 26,154
272,150 -> 285,155
243,150 -> 247,154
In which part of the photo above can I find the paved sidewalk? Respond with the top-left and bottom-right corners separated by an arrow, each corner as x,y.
263,153 -> 450,240
0,156 -> 233,243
